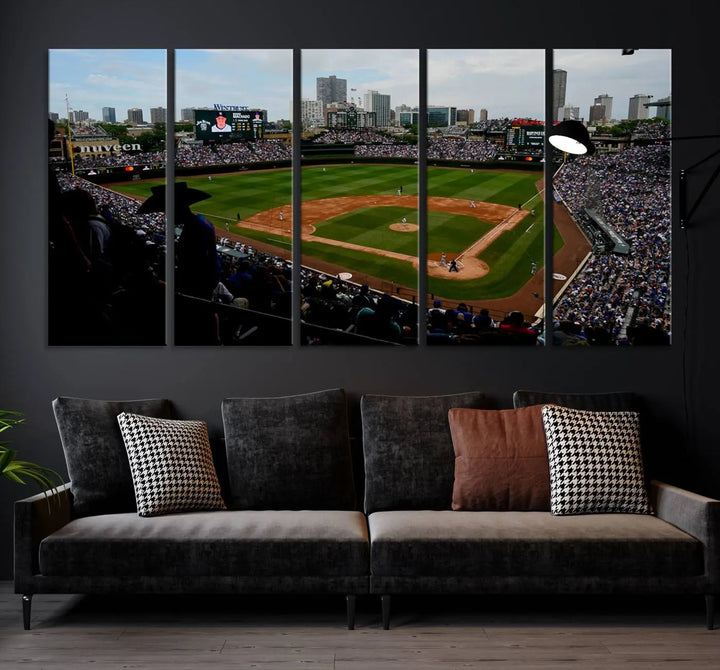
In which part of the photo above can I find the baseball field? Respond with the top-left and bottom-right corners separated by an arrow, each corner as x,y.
112,163 -> 588,314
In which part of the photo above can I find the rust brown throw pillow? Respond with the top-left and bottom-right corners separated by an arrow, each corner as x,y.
448,406 -> 550,511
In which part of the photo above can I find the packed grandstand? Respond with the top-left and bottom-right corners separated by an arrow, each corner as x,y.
50,120 -> 671,345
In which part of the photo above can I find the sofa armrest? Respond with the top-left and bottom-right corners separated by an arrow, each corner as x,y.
14,483 -> 72,591
650,480 -> 720,589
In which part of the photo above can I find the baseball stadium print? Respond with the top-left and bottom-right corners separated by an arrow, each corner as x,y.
47,48 -> 671,347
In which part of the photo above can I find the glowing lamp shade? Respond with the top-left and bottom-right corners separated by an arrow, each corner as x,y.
548,120 -> 596,155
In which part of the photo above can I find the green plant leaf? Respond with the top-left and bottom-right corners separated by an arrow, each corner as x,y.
1,409 -> 66,511
4,470 -> 26,485
0,448 -> 16,473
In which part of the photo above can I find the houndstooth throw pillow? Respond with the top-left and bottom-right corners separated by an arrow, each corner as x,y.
117,413 -> 226,517
541,405 -> 651,516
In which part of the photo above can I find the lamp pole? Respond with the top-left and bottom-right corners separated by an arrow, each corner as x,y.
543,49 -> 555,346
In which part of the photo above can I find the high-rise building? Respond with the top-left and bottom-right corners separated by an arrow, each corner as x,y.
398,109 -> 420,126
589,105 -> 606,124
479,108 -> 488,121
102,107 -> 116,123
557,105 -> 580,122
71,110 -> 89,123
49,112 -> 59,123
553,69 -> 567,121
127,108 -> 144,124
427,106 -> 457,127
316,75 -> 347,107
593,94 -> 613,121
628,94 -> 652,120
150,107 -> 167,124
363,90 -> 391,127
180,108 -> 194,122
456,109 -> 475,125
300,99 -> 325,128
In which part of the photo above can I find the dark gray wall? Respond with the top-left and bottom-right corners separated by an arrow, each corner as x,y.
1,0 -> 719,579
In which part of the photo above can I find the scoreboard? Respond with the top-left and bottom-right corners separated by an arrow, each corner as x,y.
194,109 -> 266,141
505,125 -> 545,149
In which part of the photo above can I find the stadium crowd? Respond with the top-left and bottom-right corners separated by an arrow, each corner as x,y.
553,140 -> 671,344
300,272 -> 418,344
49,171 -> 166,345
427,137 -> 497,161
312,129 -> 395,144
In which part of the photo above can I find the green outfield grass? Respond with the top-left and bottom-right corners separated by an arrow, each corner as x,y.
108,164 -> 554,301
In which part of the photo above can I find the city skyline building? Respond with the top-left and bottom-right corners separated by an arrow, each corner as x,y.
398,109 -> 420,126
102,106 -> 116,123
316,75 -> 347,107
127,108 -> 144,124
628,94 -> 652,120
557,104 -> 580,122
363,90 -> 391,127
71,110 -> 89,123
428,105 -> 457,127
553,69 -> 567,121
589,104 -> 606,124
150,107 -> 167,124
479,108 -> 488,121
593,93 -> 613,121
299,99 -> 325,128
456,109 -> 475,125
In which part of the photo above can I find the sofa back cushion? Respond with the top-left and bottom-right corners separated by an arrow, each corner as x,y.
448,405 -> 550,511
513,390 -> 639,412
222,388 -> 356,510
361,391 -> 489,513
52,396 -> 174,517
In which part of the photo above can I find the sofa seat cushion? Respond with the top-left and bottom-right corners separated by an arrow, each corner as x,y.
368,511 -> 703,578
40,511 -> 369,577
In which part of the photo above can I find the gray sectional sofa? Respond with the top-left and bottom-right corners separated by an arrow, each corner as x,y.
13,390 -> 720,630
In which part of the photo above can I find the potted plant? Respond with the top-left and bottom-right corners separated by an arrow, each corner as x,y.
1,410 -> 64,503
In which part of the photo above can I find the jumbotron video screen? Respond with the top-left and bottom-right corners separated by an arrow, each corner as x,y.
194,109 -> 266,141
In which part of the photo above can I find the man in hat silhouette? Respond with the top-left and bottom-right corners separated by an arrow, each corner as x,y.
138,182 -> 219,301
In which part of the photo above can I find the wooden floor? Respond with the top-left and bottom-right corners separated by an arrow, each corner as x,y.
0,582 -> 718,669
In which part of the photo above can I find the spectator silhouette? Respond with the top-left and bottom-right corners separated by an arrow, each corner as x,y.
139,182 -> 218,300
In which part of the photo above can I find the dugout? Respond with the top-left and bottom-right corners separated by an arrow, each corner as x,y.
585,207 -> 630,255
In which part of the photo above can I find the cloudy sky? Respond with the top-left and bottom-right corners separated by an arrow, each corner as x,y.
49,48 -> 671,124
49,49 -> 167,122
176,50 -> 292,120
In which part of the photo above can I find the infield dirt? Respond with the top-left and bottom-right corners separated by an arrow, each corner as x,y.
208,186 -> 590,318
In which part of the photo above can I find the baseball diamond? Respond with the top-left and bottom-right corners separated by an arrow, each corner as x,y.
112,164 -> 590,317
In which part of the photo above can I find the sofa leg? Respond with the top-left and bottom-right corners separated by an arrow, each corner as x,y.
706,594 -> 715,630
346,595 -> 356,630
22,594 -> 32,630
381,594 -> 391,630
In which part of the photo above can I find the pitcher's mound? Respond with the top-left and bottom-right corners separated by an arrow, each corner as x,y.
389,223 -> 418,232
